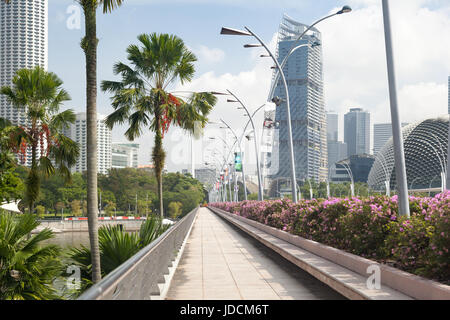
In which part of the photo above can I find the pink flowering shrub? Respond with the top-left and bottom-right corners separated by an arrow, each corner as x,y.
210,191 -> 450,284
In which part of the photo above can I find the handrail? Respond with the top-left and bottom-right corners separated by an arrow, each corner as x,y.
77,207 -> 198,300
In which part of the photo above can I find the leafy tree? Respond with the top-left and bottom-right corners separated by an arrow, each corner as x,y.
0,213 -> 63,299
102,33 -> 216,218
104,200 -> 116,217
70,200 -> 82,217
55,202 -> 65,217
0,67 -> 79,213
35,205 -> 45,218
168,201 -> 183,219
0,119 -> 24,203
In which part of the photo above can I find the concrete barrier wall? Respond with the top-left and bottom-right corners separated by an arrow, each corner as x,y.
36,220 -> 143,232
209,206 -> 450,300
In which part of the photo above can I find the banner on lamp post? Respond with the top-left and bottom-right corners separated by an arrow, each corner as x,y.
234,152 -> 242,172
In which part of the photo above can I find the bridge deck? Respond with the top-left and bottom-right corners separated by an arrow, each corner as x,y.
166,208 -> 344,300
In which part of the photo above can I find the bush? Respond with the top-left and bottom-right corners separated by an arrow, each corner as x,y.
210,192 -> 450,284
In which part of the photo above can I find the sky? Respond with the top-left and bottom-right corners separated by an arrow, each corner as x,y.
47,0 -> 450,173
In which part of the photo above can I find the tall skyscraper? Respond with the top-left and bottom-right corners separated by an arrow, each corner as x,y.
1,0 -> 48,167
373,122 -> 409,155
326,112 -> 339,142
0,0 -> 48,124
269,15 -> 327,183
64,112 -> 112,175
326,111 -> 346,172
344,108 -> 370,157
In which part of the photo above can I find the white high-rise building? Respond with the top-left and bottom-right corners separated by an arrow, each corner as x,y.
111,143 -> 139,169
64,112 -> 112,175
0,0 -> 48,125
373,123 -> 409,155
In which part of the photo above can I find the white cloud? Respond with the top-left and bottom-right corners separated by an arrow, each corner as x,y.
194,45 -> 225,64
114,1 -> 450,171
321,0 -> 450,131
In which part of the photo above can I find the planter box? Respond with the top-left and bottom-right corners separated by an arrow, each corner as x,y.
209,206 -> 450,300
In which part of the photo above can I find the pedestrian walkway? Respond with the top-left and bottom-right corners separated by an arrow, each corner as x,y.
166,208 -> 345,300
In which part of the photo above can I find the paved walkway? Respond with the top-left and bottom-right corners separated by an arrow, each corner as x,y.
166,208 -> 345,300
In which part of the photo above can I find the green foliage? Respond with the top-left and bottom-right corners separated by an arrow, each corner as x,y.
35,205 -> 45,218
70,200 -> 81,217
162,172 -> 205,215
0,118 -> 24,203
68,215 -> 170,293
248,193 -> 258,200
168,201 -> 183,219
0,213 -> 63,299
0,67 -> 79,212
104,201 -> 116,217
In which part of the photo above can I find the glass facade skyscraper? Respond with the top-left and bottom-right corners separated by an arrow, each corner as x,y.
344,108 -> 370,157
269,15 -> 327,183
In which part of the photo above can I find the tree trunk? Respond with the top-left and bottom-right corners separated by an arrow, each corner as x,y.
152,117 -> 165,218
28,121 -> 39,214
83,3 -> 101,284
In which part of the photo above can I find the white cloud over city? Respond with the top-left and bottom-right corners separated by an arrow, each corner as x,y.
106,0 -> 449,170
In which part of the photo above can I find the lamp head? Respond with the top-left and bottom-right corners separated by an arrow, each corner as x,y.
220,27 -> 251,36
337,5 -> 352,14
271,96 -> 284,106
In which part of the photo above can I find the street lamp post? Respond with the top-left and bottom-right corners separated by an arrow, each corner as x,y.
382,0 -> 410,217
220,119 -> 248,201
226,90 -> 264,201
339,161 -> 355,197
220,7 -> 352,202
375,152 -> 391,196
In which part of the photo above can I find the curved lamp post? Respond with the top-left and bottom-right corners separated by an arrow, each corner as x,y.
339,160 -> 355,197
417,138 -> 447,192
225,90 -> 264,201
220,6 -> 352,202
375,152 -> 391,196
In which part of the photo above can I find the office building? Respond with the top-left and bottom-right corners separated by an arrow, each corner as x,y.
195,168 -> 217,187
330,154 -> 375,184
269,15 -> 327,183
63,112 -> 112,175
327,112 -> 339,142
327,140 -> 347,169
344,108 -> 370,157
0,0 -> 48,166
373,122 -> 409,155
111,143 -> 139,169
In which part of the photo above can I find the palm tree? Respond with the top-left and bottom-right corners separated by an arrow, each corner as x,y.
0,67 -> 79,213
102,33 -> 216,218
0,212 -> 63,300
77,0 -> 124,285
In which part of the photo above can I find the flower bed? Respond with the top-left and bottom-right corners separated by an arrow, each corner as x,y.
210,192 -> 450,285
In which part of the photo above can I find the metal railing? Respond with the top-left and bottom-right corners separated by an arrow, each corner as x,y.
77,207 -> 198,300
